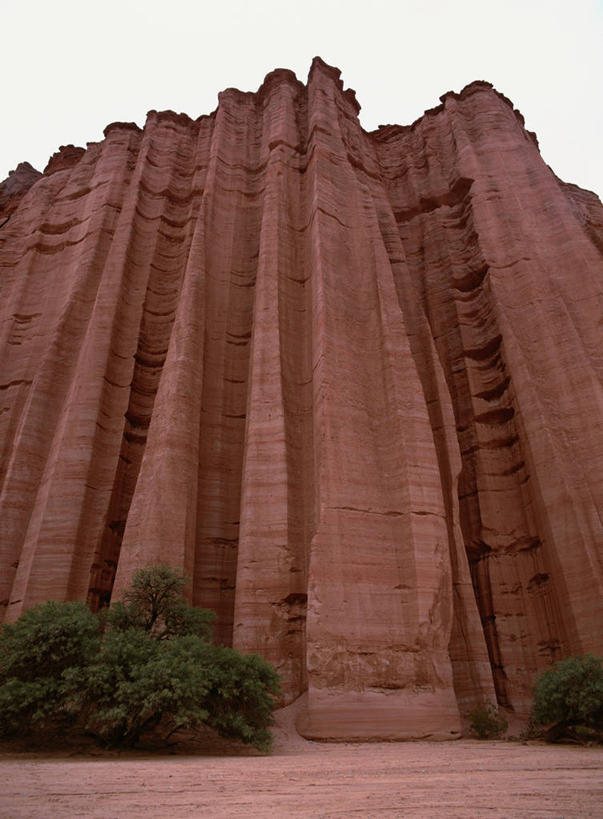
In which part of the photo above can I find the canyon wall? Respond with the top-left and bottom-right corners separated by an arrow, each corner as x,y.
1,58 -> 602,739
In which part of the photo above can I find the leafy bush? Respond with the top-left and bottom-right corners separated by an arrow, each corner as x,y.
467,702 -> 508,739
531,654 -> 603,736
200,644 -> 280,751
83,630 -> 279,749
0,601 -> 100,736
82,629 -> 210,746
0,567 -> 279,750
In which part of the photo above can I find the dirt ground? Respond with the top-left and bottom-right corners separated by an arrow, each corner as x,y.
1,703 -> 602,818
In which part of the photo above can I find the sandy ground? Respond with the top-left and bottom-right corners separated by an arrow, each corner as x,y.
1,703 -> 602,818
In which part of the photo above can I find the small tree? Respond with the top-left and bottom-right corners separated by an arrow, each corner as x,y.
94,566 -> 279,748
0,566 -> 280,751
106,565 -> 214,640
531,654 -> 603,739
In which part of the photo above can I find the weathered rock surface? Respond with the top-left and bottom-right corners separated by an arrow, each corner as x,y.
0,162 -> 42,218
1,58 -> 602,740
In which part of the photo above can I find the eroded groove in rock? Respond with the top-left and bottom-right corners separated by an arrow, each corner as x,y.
1,59 -> 602,738
377,119 -> 569,713
87,121 -> 201,610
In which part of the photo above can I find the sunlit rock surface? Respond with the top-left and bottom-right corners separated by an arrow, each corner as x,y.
1,58 -> 602,740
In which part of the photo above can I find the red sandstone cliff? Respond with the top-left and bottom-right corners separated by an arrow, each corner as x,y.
1,58 -> 602,740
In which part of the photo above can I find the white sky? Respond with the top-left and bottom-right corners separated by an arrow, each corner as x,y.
2,0 -> 602,198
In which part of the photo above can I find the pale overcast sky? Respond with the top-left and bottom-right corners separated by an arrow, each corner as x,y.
3,0 -> 602,198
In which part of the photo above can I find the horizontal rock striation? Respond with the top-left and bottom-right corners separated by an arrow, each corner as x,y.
1,58 -> 602,740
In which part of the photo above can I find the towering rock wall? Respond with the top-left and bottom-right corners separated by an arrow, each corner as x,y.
1,58 -> 602,739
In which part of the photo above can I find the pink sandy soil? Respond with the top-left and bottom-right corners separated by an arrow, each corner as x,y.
1,703 -> 601,818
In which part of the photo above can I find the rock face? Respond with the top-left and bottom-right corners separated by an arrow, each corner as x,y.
1,58 -> 602,740
0,162 -> 42,218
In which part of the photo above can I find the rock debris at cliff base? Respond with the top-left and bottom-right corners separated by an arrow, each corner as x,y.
1,57 -> 602,740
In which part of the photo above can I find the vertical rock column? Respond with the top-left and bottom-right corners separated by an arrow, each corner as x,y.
448,87 -> 603,689
367,122 -> 497,715
233,72 -> 312,700
298,61 -> 461,739
2,126 -> 158,619
191,94 -> 264,645
75,119 -> 201,607
0,155 -> 125,618
111,114 -> 217,596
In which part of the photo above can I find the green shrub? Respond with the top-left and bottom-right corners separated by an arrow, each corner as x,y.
83,630 -> 279,749
200,643 -> 280,751
467,702 -> 508,739
0,567 -> 279,750
0,601 -> 100,736
531,654 -> 603,735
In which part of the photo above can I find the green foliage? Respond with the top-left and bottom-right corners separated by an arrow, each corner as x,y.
82,630 -> 210,745
105,565 -> 214,641
467,702 -> 508,739
531,654 -> 603,733
0,601 -> 100,679
0,601 -> 100,736
201,644 -> 280,752
0,567 -> 279,750
83,632 -> 279,749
